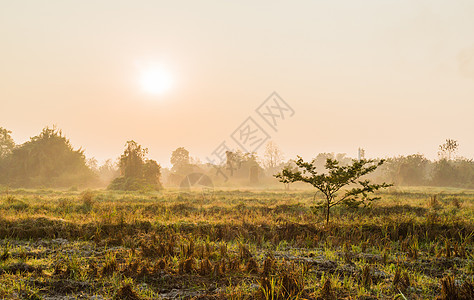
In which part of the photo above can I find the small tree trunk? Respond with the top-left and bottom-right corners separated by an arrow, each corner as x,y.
326,201 -> 330,224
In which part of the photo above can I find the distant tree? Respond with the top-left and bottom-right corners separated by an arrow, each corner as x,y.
431,159 -> 458,187
170,147 -> 190,173
101,159 -> 116,171
263,141 -> 284,170
97,159 -> 119,184
0,127 -> 15,183
226,151 -> 239,176
312,153 -> 352,171
357,148 -> 366,161
4,126 -> 94,187
222,150 -> 264,181
278,160 -> 298,191
0,127 -> 15,159
430,157 -> 474,188
275,156 -> 391,224
384,154 -> 430,186
86,157 -> 99,171
454,158 -> 474,188
438,139 -> 459,161
109,141 -> 162,190
143,159 -> 162,186
241,152 -> 262,175
119,141 -> 148,178
189,156 -> 202,165
242,152 -> 259,164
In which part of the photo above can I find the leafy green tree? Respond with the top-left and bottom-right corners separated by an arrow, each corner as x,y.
430,157 -> 474,188
0,127 -> 15,183
431,159 -> 457,187
438,139 -> 458,160
0,127 -> 15,159
97,159 -> 119,184
86,157 -> 99,171
454,158 -> 474,188
4,127 -> 94,187
109,140 -> 162,190
312,153 -> 352,170
278,160 -> 298,191
275,156 -> 391,224
170,147 -> 190,173
119,141 -> 148,178
143,159 -> 162,186
384,154 -> 430,186
223,150 -> 264,180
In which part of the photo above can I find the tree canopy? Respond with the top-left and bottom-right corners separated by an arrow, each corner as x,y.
109,140 -> 162,191
170,147 -> 190,174
0,127 -> 15,159
0,127 -> 95,187
438,139 -> 459,160
276,156 -> 391,224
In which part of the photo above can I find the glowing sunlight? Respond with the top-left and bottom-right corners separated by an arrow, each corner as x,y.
138,66 -> 174,95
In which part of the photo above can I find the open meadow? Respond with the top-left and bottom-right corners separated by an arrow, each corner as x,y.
0,187 -> 473,299
3,1 -> 474,299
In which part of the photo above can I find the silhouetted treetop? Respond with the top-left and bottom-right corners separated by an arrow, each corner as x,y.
1,126 -> 94,187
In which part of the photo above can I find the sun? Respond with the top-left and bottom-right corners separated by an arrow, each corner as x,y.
139,67 -> 173,95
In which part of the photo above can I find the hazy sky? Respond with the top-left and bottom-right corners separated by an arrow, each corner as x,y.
1,0 -> 473,167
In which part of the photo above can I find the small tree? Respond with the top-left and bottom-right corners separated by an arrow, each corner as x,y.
275,156 -> 391,224
170,147 -> 190,173
97,159 -> 119,184
119,140 -> 148,178
143,159 -> 162,187
264,141 -> 284,170
278,160 -> 298,191
0,127 -> 15,159
0,127 -> 15,184
438,139 -> 458,161
109,141 -> 162,190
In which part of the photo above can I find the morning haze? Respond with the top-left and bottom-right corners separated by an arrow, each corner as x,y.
1,1 -> 474,299
1,0 -> 473,164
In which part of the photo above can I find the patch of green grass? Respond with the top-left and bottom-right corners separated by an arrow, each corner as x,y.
0,187 -> 472,299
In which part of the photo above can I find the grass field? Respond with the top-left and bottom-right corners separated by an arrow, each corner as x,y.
0,187 -> 473,299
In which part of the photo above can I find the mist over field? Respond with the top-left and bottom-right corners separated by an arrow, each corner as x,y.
0,1 -> 473,299
0,126 -> 473,190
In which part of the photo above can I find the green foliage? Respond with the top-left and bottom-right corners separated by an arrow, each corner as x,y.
109,141 -> 162,191
0,128 -> 15,183
383,154 -> 430,186
170,147 -> 190,174
312,152 -> 353,170
432,158 -> 474,188
119,141 -> 148,179
377,154 -> 474,189
276,156 -> 391,223
96,159 -> 119,184
438,139 -> 459,160
224,150 -> 264,179
143,159 -> 162,185
0,126 -> 95,187
0,127 -> 15,159
276,160 -> 298,190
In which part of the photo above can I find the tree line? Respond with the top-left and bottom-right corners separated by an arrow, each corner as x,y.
0,127 -> 94,187
0,126 -> 472,189
376,141 -> 473,188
